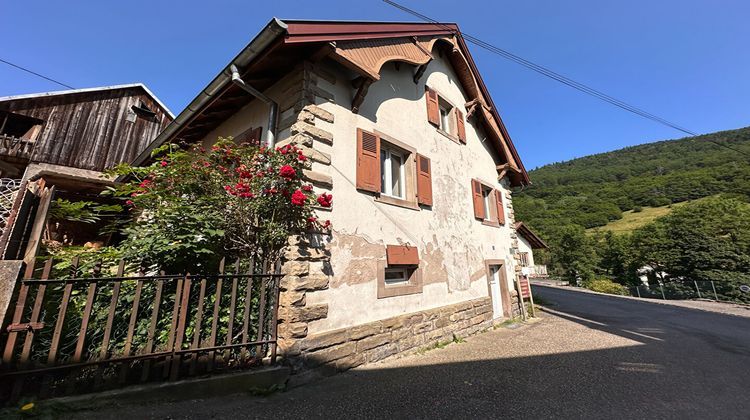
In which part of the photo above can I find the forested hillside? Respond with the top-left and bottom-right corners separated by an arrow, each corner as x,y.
515,127 -> 750,234
514,127 -> 750,301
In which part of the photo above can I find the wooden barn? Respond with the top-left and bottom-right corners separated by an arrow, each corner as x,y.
0,84 -> 173,262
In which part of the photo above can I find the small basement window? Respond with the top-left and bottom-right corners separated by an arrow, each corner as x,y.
384,267 -> 410,285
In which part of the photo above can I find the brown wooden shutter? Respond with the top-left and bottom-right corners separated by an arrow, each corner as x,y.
495,189 -> 506,225
456,109 -> 466,143
425,87 -> 440,126
416,153 -> 433,206
356,128 -> 381,193
472,179 -> 485,219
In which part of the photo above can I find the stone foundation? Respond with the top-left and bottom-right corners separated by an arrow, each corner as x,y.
286,297 -> 492,386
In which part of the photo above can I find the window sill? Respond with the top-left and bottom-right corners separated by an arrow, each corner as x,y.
375,194 -> 421,211
436,128 -> 460,143
481,219 -> 501,228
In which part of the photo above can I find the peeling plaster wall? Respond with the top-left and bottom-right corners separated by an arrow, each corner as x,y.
305,56 -> 518,334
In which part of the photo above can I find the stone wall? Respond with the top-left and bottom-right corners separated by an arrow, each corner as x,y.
287,296 -> 492,386
275,61 -> 337,360
502,179 -> 525,319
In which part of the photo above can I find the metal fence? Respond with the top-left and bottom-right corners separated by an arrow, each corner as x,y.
0,256 -> 281,404
629,280 -> 749,305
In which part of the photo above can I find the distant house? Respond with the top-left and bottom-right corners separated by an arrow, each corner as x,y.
0,84 -> 173,262
140,19 -> 533,374
515,222 -> 549,278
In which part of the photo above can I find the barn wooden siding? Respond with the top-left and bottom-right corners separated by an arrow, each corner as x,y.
0,87 -> 172,172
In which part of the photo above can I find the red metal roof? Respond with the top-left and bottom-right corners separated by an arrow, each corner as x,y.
284,20 -> 459,43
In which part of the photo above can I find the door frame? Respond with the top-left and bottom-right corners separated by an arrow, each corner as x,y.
485,259 -> 512,319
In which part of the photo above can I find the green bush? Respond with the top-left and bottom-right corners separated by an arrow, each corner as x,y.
584,279 -> 629,296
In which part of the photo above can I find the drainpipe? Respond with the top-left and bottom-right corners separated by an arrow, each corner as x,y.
230,65 -> 278,149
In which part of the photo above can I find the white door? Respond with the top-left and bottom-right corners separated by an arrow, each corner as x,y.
489,266 -> 503,319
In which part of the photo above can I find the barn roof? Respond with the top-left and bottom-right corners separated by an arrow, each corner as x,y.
0,83 -> 174,119
133,18 -> 529,185
515,222 -> 549,249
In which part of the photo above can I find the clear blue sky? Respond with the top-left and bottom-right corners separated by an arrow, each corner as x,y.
2,1 -> 749,169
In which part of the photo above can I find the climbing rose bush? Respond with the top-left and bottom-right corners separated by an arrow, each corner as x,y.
107,139 -> 331,271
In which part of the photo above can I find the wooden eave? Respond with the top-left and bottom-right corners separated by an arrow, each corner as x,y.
515,222 -> 548,250
149,19 -> 529,186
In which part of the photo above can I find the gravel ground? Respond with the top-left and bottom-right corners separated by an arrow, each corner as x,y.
533,281 -> 750,318
65,286 -> 750,419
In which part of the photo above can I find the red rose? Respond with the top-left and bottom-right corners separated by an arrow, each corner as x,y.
279,165 -> 296,180
317,193 -> 332,208
160,161 -> 168,167
125,200 -> 134,206
302,184 -> 313,192
291,189 -> 307,206
298,153 -> 307,162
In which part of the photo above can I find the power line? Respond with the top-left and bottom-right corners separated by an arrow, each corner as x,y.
0,58 -> 75,90
382,0 -> 750,159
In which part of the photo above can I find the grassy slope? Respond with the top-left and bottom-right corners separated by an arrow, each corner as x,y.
587,196 -> 715,234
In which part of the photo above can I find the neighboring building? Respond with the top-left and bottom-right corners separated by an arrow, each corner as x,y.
138,19 -> 531,376
0,84 -> 173,261
515,221 -> 549,278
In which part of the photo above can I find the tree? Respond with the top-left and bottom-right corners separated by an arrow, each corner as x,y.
548,225 -> 597,283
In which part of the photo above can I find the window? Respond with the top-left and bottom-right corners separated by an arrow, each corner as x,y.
425,87 -> 467,143
0,111 -> 43,141
439,102 -> 452,133
380,146 -> 406,199
482,186 -> 493,221
471,179 -> 505,226
384,267 -> 410,285
519,252 -> 530,267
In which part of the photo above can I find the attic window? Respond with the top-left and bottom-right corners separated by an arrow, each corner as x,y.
130,101 -> 157,121
0,111 -> 43,141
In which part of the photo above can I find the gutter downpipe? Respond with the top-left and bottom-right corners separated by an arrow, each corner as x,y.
230,65 -> 278,148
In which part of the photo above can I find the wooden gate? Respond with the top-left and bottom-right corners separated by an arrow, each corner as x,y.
0,256 -> 281,404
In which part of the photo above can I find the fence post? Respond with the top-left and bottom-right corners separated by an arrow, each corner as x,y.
0,260 -> 24,334
711,281 -> 719,301
659,282 -> 666,300
693,280 -> 702,299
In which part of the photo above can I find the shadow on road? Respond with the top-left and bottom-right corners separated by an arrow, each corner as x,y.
75,286 -> 750,419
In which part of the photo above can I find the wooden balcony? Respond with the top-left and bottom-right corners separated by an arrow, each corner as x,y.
529,265 -> 549,278
0,134 -> 35,161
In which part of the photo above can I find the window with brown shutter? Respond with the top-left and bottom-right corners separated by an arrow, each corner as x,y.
416,154 -> 432,206
456,109 -> 466,143
356,128 -> 381,193
425,87 -> 440,126
472,179 -> 485,220
495,189 -> 506,225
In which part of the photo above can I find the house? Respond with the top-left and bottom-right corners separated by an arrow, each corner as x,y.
515,221 -> 549,278
137,19 -> 531,377
0,84 -> 173,262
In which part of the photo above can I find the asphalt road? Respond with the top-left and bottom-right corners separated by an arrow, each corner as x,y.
71,286 -> 750,419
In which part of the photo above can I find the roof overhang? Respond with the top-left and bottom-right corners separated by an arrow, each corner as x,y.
133,18 -> 529,185
0,83 -> 175,119
515,222 -> 549,249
